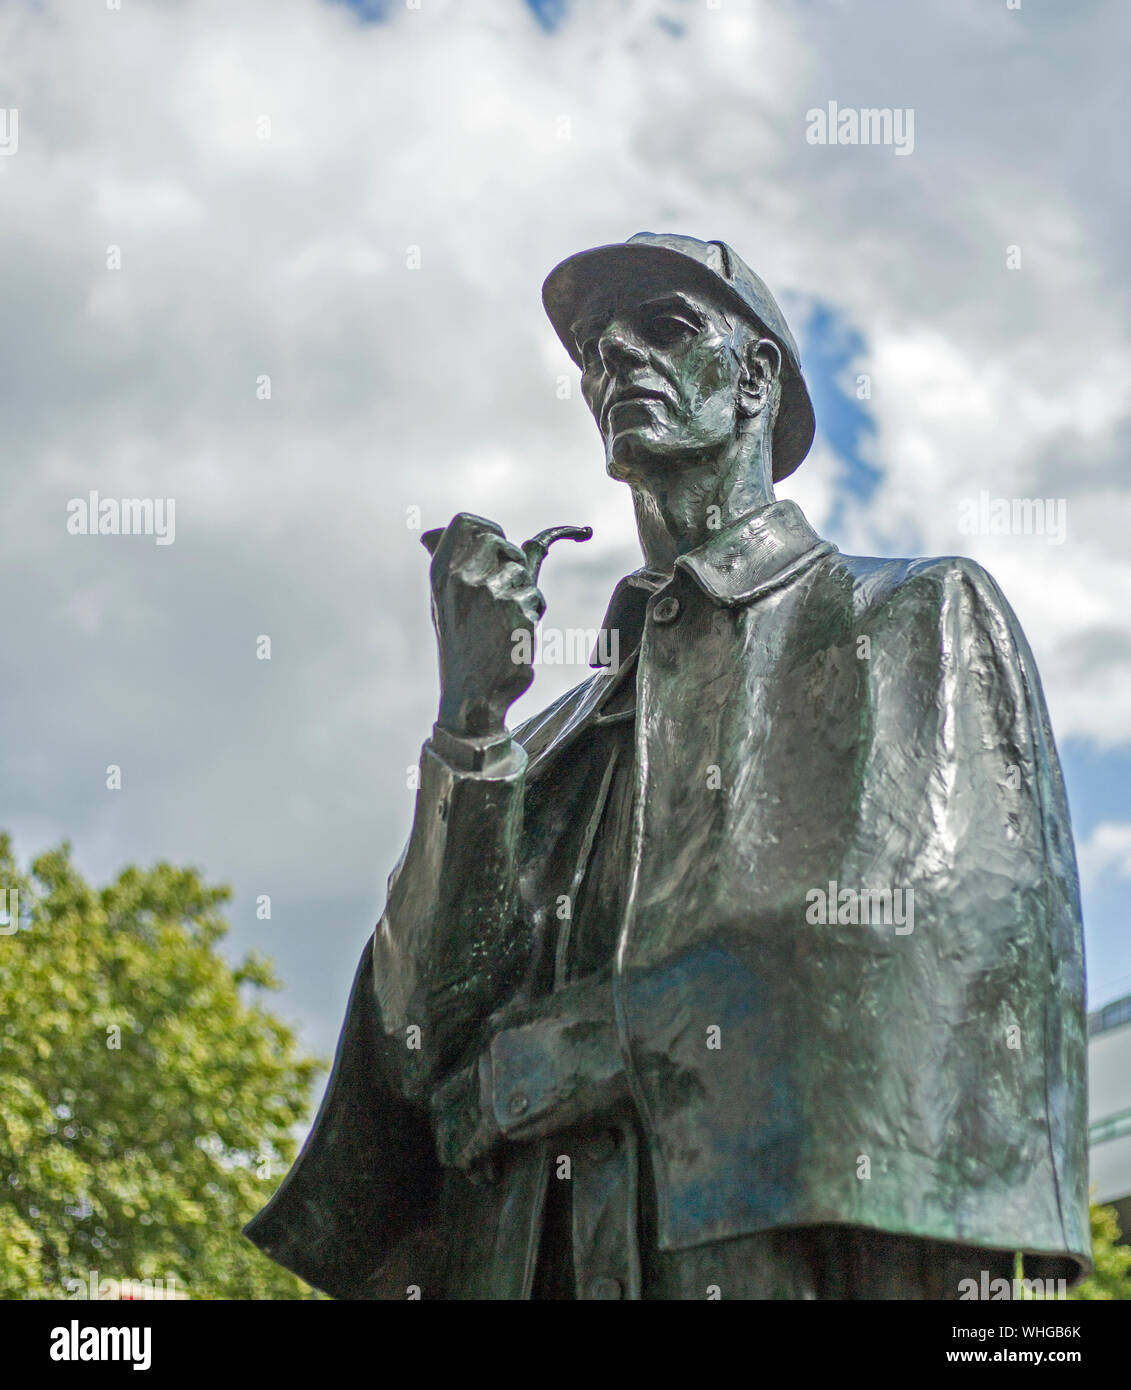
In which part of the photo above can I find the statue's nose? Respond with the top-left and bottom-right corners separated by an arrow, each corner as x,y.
597,322 -> 648,374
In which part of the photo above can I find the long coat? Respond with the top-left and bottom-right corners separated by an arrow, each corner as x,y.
245,499 -> 1090,1297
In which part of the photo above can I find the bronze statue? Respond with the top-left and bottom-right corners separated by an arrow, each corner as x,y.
245,233 -> 1090,1298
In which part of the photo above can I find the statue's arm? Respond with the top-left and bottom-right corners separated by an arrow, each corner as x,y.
375,735 -> 631,1161
372,729 -> 529,1103
429,971 -> 630,1172
371,511 -> 589,1105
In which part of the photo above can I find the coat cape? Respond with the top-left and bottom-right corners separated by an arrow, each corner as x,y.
246,511 -> 1089,1295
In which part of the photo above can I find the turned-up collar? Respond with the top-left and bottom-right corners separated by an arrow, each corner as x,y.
674,498 -> 835,605
590,499 -> 835,668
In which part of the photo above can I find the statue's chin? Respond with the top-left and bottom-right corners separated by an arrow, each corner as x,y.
604,424 -> 673,475
605,437 -> 699,484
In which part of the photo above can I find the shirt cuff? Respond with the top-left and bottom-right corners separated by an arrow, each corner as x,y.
428,723 -> 520,774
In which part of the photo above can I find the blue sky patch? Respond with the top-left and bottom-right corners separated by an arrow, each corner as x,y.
525,0 -> 569,33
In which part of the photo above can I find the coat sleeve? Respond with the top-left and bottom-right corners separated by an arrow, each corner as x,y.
373,734 -> 531,1100
244,730 -> 534,1296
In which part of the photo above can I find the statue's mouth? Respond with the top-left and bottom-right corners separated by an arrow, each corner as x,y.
602,386 -> 670,430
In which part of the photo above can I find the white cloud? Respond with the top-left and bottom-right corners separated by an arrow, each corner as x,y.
1,0 -> 1128,1045
1078,822 -> 1131,889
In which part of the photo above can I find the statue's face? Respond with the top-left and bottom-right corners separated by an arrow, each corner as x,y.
572,283 -> 750,478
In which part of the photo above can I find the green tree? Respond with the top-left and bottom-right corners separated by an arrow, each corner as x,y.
0,834 -> 323,1299
1070,1203 -> 1131,1300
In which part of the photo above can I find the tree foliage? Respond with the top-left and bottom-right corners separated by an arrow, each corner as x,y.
0,834 -> 323,1298
3,832 -> 1126,1302
1069,1203 -> 1131,1300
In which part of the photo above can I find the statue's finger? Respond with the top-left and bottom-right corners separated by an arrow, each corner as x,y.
423,514 -> 507,562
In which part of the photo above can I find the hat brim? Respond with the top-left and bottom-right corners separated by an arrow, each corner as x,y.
542,242 -> 814,482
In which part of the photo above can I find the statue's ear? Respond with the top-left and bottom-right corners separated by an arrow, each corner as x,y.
737,336 -> 782,418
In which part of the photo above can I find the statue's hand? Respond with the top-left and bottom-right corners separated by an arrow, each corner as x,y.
421,513 -> 590,740
430,1055 -> 502,1181
422,513 -> 543,740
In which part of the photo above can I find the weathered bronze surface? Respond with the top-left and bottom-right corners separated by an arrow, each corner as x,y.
245,233 -> 1090,1299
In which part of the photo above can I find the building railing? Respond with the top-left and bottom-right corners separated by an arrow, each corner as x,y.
1088,994 -> 1131,1037
1089,1108 -> 1131,1147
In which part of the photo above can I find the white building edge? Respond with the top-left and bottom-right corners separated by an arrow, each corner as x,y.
1088,992 -> 1131,1240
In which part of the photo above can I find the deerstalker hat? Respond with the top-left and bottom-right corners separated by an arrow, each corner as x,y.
542,232 -> 815,481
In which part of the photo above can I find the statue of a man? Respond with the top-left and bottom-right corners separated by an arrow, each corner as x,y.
246,234 -> 1090,1299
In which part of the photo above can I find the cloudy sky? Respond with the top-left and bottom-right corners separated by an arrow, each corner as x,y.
1,0 -> 1128,1063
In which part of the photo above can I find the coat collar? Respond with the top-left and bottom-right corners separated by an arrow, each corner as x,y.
591,500 -> 835,667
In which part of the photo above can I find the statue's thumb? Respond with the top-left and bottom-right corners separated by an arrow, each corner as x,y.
521,525 -> 593,583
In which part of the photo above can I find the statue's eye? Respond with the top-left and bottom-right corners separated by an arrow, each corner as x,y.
578,337 -> 601,370
648,312 -> 697,345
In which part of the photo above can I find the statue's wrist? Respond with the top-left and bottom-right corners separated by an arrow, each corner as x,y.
430,721 -> 514,773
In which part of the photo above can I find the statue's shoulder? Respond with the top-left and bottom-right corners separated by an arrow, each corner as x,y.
828,549 -> 1016,628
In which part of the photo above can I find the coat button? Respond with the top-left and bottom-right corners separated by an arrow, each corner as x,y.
588,1277 -> 623,1299
652,595 -> 681,624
